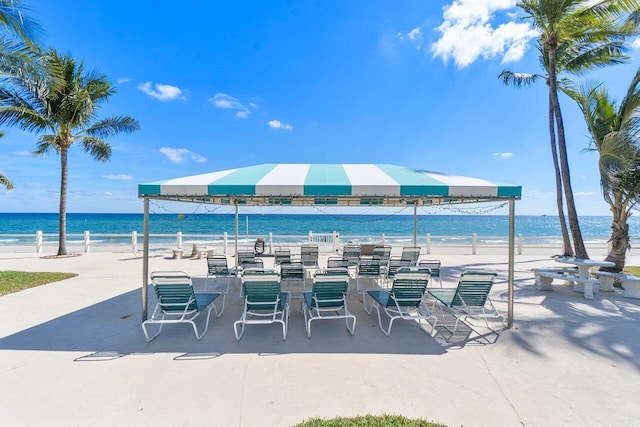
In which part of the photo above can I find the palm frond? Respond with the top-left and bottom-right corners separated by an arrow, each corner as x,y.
79,136 -> 111,162
82,116 -> 140,138
562,41 -> 629,73
0,172 -> 13,191
33,134 -> 60,155
617,66 -> 640,122
498,70 -> 541,87
0,0 -> 44,45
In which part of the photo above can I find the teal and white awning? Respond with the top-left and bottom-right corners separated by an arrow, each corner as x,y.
138,163 -> 521,206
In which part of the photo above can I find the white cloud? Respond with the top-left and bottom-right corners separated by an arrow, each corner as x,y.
431,0 -> 539,68
138,82 -> 186,101
117,77 -> 134,84
381,27 -> 424,53
105,191 -> 113,196
406,27 -> 424,49
102,174 -> 133,180
159,147 -> 207,164
210,93 -> 254,119
268,120 -> 293,131
574,191 -> 599,196
493,152 -> 513,159
12,150 -> 32,156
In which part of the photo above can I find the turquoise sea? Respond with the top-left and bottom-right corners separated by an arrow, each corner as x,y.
0,213 -> 634,245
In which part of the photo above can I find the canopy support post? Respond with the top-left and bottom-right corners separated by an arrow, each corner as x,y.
234,199 -> 239,268
413,202 -> 417,246
142,197 -> 149,322
507,198 -> 515,328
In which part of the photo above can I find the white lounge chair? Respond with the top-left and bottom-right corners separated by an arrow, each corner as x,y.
364,270 -> 435,336
302,268 -> 355,338
234,270 -> 289,341
142,271 -> 225,341
428,271 -> 504,340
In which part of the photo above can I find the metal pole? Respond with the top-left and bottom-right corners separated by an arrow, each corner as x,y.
234,200 -> 239,268
508,198 -> 515,328
142,197 -> 150,322
413,203 -> 417,246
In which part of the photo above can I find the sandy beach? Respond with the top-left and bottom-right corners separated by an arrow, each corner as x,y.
0,244 -> 639,426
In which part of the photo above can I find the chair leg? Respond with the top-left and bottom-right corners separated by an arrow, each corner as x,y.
233,319 -> 245,341
363,292 -> 375,314
281,318 -> 288,340
345,313 -> 356,335
141,320 -> 163,342
213,294 -> 226,318
375,306 -> 394,337
306,317 -> 314,338
193,308 -> 214,340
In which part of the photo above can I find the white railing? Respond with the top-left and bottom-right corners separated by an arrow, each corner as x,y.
307,231 -> 340,253
0,231 -> 612,255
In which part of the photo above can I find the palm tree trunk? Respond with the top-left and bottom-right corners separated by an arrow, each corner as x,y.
548,47 -> 588,259
604,195 -> 630,271
58,146 -> 68,256
548,92 -> 573,256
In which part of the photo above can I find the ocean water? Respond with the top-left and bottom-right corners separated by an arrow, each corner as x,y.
0,213 -> 634,245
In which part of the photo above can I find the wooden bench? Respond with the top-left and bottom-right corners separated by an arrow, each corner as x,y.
595,271 -> 640,298
532,267 -> 600,299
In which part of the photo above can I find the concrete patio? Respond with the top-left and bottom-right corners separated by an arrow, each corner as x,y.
0,248 -> 639,426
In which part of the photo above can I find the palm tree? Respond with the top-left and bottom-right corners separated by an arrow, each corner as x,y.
565,69 -> 640,270
500,57 -> 574,256
501,0 -> 640,259
0,130 -> 12,190
0,0 -> 43,191
0,50 -> 140,255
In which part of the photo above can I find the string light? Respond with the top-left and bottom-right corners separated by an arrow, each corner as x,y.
310,205 -> 412,223
420,202 -> 508,215
149,200 -> 222,223
148,199 -> 509,224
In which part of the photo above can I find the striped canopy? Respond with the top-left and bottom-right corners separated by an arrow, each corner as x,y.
138,163 -> 521,206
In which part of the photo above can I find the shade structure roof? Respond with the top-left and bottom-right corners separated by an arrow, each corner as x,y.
138,163 -> 521,206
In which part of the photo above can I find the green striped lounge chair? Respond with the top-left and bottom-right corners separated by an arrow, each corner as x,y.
342,244 -> 361,268
142,271 -> 225,342
356,257 -> 382,295
400,246 -> 421,266
302,268 -> 355,338
205,255 -> 234,293
428,271 -> 504,339
301,244 -> 319,269
418,260 -> 442,287
385,258 -> 412,287
234,270 -> 289,341
274,249 -> 291,267
364,270 -> 436,336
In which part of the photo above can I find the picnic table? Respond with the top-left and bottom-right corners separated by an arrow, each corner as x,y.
555,257 -> 615,299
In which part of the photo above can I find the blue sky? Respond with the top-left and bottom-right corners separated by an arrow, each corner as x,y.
1,0 -> 640,216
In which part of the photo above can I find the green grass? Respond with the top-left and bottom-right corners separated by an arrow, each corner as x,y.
0,271 -> 78,296
295,414 -> 446,427
624,266 -> 640,276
